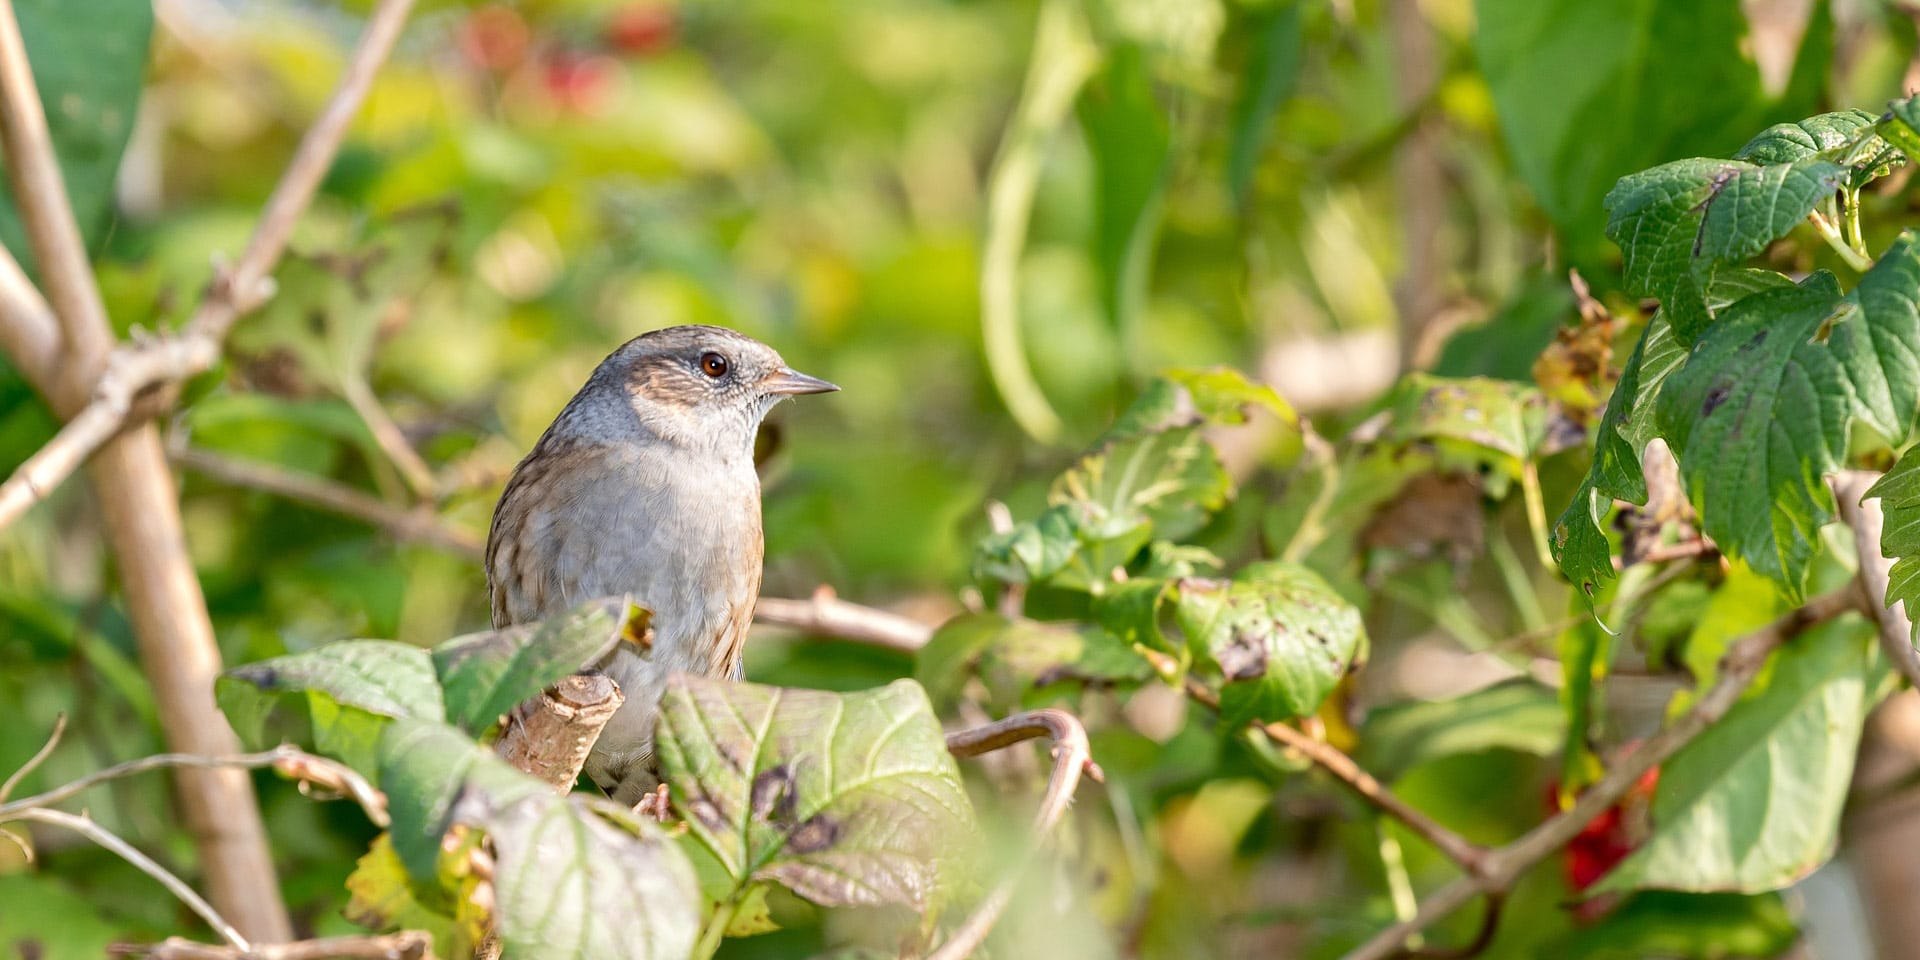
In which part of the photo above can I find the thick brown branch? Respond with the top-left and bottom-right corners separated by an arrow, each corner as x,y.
1832,470 -> 1920,689
0,0 -> 418,531
929,709 -> 1101,960
112,932 -> 433,960
492,673 -> 624,794
1342,586 -> 1864,960
1184,678 -> 1489,875
754,588 -> 935,653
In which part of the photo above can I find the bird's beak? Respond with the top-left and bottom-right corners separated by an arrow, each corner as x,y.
761,366 -> 840,396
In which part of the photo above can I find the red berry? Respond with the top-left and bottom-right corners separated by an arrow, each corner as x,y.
542,52 -> 618,115
606,3 -> 675,56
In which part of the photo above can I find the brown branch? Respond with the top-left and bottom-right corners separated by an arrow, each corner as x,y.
0,744 -> 387,829
0,241 -> 57,395
0,0 -> 418,531
172,446 -> 484,558
1342,586 -> 1864,960
491,672 -> 624,794
753,588 -> 935,653
928,709 -> 1102,960
1184,678 -> 1490,876
168,448 -> 936,659
1832,470 -> 1920,690
112,932 -> 433,960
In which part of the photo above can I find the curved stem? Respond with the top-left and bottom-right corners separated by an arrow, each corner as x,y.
978,0 -> 1096,444
928,709 -> 1102,960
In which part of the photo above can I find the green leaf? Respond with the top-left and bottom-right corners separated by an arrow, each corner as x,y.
1172,561 -> 1365,724
1594,619 -> 1880,894
1866,445 -> 1920,641
219,641 -> 443,729
487,796 -> 702,960
1475,0 -> 1766,256
1553,272 -> 1792,595
343,833 -> 487,960
376,719 -> 549,882
0,0 -> 152,262
1656,236 -> 1920,597
1549,892 -> 1797,960
1734,109 -> 1882,166
1356,679 -> 1561,781
1604,157 -> 1837,344
654,677 -> 976,911
915,613 -> 1150,711
1079,41 -> 1169,335
432,597 -> 638,735
1380,374 -> 1548,478
1225,1 -> 1302,208
978,368 -> 1290,590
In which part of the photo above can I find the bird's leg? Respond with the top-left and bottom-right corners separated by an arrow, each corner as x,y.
633,782 -> 672,823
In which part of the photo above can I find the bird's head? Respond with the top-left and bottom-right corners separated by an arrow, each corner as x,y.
577,324 -> 837,459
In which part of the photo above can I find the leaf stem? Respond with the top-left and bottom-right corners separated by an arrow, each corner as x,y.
1809,209 -> 1875,272
1842,187 -> 1869,261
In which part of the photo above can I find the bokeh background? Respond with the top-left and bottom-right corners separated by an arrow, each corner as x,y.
1,0 -> 1915,957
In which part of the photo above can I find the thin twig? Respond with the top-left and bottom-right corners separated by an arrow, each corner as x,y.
0,744 -> 386,828
1184,678 -> 1489,875
753,588 -> 935,653
0,0 -> 418,531
174,444 -> 935,656
172,446 -> 483,558
1832,470 -> 1920,690
0,711 -> 63,803
112,932 -> 433,960
929,709 -> 1103,960
1341,586 -> 1864,960
4,808 -> 250,951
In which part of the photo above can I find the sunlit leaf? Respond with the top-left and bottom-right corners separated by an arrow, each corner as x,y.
1172,561 -> 1365,724
1357,679 -> 1561,781
433,597 -> 639,734
654,677 -> 976,911
1594,619 -> 1881,894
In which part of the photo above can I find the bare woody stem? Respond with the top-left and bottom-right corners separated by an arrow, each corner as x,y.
0,0 -> 418,531
929,709 -> 1104,960
111,933 -> 433,960
491,673 -> 625,794
1183,678 -> 1491,876
754,588 -> 936,653
1341,586 -> 1864,960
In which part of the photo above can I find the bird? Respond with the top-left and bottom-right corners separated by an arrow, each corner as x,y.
485,324 -> 837,806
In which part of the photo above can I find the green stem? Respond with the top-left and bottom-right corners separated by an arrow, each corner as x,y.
1842,187 -> 1869,260
1809,209 -> 1874,273
979,0 -> 1097,444
1518,461 -> 1554,571
1279,424 -> 1340,564
693,898 -> 741,960
1376,824 -> 1425,950
1489,530 -> 1549,634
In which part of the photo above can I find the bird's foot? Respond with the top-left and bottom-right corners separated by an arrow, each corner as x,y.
633,783 -> 671,823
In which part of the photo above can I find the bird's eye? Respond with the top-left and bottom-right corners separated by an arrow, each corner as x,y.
699,352 -> 730,378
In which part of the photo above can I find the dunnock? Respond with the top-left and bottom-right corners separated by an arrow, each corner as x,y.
486,325 -> 837,805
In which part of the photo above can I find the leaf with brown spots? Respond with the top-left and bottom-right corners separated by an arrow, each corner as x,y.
653,677 -> 977,912
1171,561 -> 1366,726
